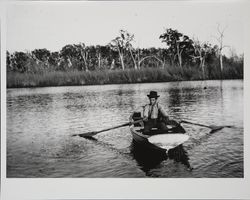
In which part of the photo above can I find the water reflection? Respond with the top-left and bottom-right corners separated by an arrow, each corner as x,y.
168,145 -> 192,170
129,140 -> 167,176
130,140 -> 192,176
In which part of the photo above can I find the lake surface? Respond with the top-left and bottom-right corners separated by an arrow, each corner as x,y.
7,80 -> 243,177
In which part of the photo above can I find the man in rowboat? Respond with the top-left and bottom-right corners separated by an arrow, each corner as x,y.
143,91 -> 181,135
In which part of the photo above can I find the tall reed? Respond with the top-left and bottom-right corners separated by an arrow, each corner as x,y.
7,65 -> 243,88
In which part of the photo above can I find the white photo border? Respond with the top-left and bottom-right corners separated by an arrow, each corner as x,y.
1,0 -> 250,199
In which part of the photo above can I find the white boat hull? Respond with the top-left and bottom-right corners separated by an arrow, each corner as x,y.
129,124 -> 189,152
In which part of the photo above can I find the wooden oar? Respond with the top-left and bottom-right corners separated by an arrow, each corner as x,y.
72,119 -> 143,137
180,120 -> 233,133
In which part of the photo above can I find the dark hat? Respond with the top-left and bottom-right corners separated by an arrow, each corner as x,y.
147,91 -> 160,98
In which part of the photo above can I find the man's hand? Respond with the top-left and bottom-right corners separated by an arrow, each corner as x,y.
173,120 -> 181,126
143,117 -> 148,122
168,119 -> 180,126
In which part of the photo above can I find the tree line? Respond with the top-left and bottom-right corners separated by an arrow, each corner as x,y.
7,28 -> 243,79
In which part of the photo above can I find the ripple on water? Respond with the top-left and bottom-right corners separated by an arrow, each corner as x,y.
7,80 -> 243,177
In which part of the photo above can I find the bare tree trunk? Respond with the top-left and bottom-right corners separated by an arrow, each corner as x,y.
215,24 -> 227,79
177,43 -> 183,68
200,57 -> 205,79
177,52 -> 182,68
81,51 -> 89,71
83,56 -> 88,71
137,49 -> 141,69
97,53 -> 101,70
178,54 -> 182,68
117,47 -> 125,70
129,48 -> 137,70
120,55 -> 125,70
220,53 -> 223,78
67,57 -> 72,68
110,59 -> 115,70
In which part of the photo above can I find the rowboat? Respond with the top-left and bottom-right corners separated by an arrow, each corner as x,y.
129,112 -> 189,152
129,123 -> 165,152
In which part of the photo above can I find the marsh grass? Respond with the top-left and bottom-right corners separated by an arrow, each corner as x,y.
7,65 -> 242,88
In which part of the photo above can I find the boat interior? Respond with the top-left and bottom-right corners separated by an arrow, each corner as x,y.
131,112 -> 186,135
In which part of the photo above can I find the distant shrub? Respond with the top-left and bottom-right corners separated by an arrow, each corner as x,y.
7,62 -> 243,88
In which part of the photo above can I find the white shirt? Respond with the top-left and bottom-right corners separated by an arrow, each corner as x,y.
143,103 -> 168,119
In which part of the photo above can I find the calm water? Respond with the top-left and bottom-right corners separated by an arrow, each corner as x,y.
7,80 -> 243,177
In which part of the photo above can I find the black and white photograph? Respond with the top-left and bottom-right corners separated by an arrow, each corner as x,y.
1,0 -> 250,199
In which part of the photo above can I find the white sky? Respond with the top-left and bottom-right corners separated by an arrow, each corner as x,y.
5,1 -> 247,56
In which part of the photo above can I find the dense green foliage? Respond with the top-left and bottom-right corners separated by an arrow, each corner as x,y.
7,28 -> 243,88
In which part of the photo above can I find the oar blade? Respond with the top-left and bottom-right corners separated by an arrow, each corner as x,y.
81,135 -> 98,140
209,126 -> 227,133
73,131 -> 97,137
80,132 -> 98,137
181,120 -> 234,133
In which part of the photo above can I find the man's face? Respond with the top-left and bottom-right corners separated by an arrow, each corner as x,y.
149,98 -> 157,105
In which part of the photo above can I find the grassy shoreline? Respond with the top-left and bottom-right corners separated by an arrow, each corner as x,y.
7,66 -> 243,88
